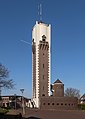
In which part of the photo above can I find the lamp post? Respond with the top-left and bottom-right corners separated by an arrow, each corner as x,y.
0,84 -> 3,106
14,94 -> 16,109
20,89 -> 25,115
0,84 -> 3,99
0,87 -> 1,100
0,87 -> 2,107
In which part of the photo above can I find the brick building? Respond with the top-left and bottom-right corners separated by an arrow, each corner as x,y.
40,79 -> 78,110
0,95 -> 32,108
32,21 -> 78,110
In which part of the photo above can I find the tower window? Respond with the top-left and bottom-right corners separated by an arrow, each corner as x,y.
57,103 -> 59,105
43,75 -> 44,79
42,35 -> 46,42
43,39 -> 45,42
48,103 -> 50,105
61,103 -> 63,105
52,103 -> 54,105
43,86 -> 44,90
43,64 -> 44,68
42,94 -> 45,96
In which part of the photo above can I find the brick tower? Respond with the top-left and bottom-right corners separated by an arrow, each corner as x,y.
32,21 -> 51,108
52,79 -> 64,97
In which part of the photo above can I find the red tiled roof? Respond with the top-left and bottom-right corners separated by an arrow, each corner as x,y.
53,79 -> 62,84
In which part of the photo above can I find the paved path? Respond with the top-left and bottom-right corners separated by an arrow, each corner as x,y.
7,109 -> 85,119
24,109 -> 85,119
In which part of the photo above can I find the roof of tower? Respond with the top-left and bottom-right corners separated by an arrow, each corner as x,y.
33,21 -> 50,30
53,79 -> 63,84
37,21 -> 50,26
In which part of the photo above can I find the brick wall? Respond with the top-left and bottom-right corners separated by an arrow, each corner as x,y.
40,96 -> 78,110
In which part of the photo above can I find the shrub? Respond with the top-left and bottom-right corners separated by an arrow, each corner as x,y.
78,104 -> 85,110
0,107 -> 9,114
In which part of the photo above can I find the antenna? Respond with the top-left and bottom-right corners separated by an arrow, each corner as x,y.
38,3 -> 42,22
40,4 -> 42,21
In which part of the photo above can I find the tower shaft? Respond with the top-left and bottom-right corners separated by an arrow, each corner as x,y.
32,21 -> 51,107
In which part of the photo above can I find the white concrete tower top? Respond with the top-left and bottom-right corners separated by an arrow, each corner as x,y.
32,21 -> 51,46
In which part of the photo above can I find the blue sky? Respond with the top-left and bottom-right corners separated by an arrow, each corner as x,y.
0,0 -> 85,98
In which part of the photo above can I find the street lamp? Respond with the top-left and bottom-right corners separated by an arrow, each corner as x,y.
14,94 -> 16,109
0,84 -> 3,99
0,87 -> 1,100
0,84 -> 3,106
20,89 -> 25,115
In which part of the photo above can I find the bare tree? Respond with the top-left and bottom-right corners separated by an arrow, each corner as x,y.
64,87 -> 80,99
0,63 -> 14,97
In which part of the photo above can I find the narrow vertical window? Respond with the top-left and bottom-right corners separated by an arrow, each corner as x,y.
43,86 -> 44,90
43,75 -> 44,79
43,64 -> 44,68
